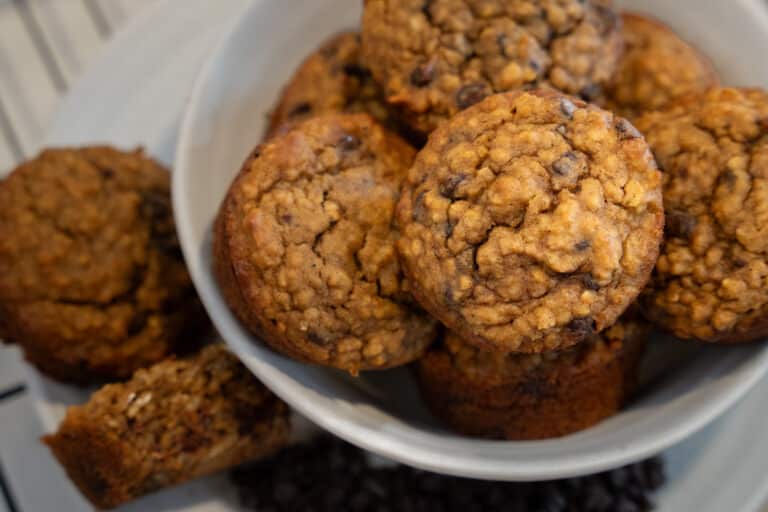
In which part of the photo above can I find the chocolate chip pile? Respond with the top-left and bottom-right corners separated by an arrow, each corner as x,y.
231,436 -> 665,512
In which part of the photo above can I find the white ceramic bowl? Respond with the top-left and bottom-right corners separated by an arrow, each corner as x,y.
174,0 -> 768,480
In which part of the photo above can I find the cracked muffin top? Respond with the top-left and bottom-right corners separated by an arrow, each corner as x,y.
603,13 -> 719,120
361,0 -> 623,134
637,88 -> 768,343
215,113 -> 437,373
0,147 -> 201,384
397,90 -> 664,353
266,31 -> 400,140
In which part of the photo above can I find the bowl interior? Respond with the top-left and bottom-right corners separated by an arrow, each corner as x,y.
173,0 -> 768,480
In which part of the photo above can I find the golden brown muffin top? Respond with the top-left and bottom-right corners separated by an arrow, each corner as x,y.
220,114 -> 437,372
397,90 -> 663,353
638,88 -> 768,342
361,0 -> 623,133
604,13 -> 719,120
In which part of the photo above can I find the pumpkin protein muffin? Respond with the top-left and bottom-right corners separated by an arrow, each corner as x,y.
602,13 -> 719,120
45,344 -> 290,510
637,88 -> 768,343
417,315 -> 648,440
215,113 -> 438,373
0,147 -> 203,384
361,0 -> 623,134
397,90 -> 664,353
266,31 -> 404,140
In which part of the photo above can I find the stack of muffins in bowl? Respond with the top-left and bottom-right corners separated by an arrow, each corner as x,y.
211,0 -> 768,443
3,0 -> 768,507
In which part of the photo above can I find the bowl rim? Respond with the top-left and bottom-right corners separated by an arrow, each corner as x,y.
172,0 -> 768,481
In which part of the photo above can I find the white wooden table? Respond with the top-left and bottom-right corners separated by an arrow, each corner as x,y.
0,1 -> 767,511
0,3 -> 156,510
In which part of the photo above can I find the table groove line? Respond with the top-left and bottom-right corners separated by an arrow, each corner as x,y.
82,0 -> 111,38
11,0 -> 68,93
0,95 -> 24,162
0,462 -> 20,512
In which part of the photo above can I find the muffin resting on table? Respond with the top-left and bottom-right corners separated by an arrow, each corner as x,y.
266,31 -> 406,140
602,13 -> 719,120
417,316 -> 648,440
0,147 -> 203,384
397,90 -> 664,353
44,344 -> 290,510
361,0 -> 623,134
215,113 -> 438,373
637,88 -> 768,343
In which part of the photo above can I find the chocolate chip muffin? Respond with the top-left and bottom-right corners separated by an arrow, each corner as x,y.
417,315 -> 647,440
361,0 -> 623,134
603,13 -> 719,120
266,31 -> 402,140
215,114 -> 438,373
45,344 -> 290,509
0,147 -> 203,384
397,90 -> 664,353
637,88 -> 768,343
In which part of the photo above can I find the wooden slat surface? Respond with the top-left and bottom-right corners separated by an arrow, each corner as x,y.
0,0 -> 154,172
27,0 -> 104,82
0,3 -> 60,158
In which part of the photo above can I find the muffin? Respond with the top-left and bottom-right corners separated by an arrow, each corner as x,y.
417,316 -> 648,440
44,344 -> 290,509
603,13 -> 719,120
361,0 -> 623,134
0,147 -> 203,384
266,31 -> 405,140
397,89 -> 664,353
637,88 -> 768,343
214,113 -> 438,373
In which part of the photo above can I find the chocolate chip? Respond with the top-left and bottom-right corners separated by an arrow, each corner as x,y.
567,317 -> 596,337
581,274 -> 600,291
342,63 -> 371,81
497,34 -> 508,57
616,118 -> 642,140
580,84 -> 602,102
720,169 -> 737,187
140,191 -> 170,222
127,312 -> 148,336
99,167 -> 115,179
456,83 -> 489,110
410,62 -> 435,87
280,214 -> 293,224
412,191 -> 427,221
665,210 -> 697,239
575,239 -> 591,251
232,435 -> 666,512
584,482 -> 613,510
338,134 -> 361,151
552,152 -> 578,176
643,458 -> 666,490
288,102 -> 312,117
307,331 -> 327,346
734,258 -> 748,268
560,98 -> 577,119
614,496 -> 642,512
443,286 -> 456,306
439,173 -> 466,198
421,0 -> 433,22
